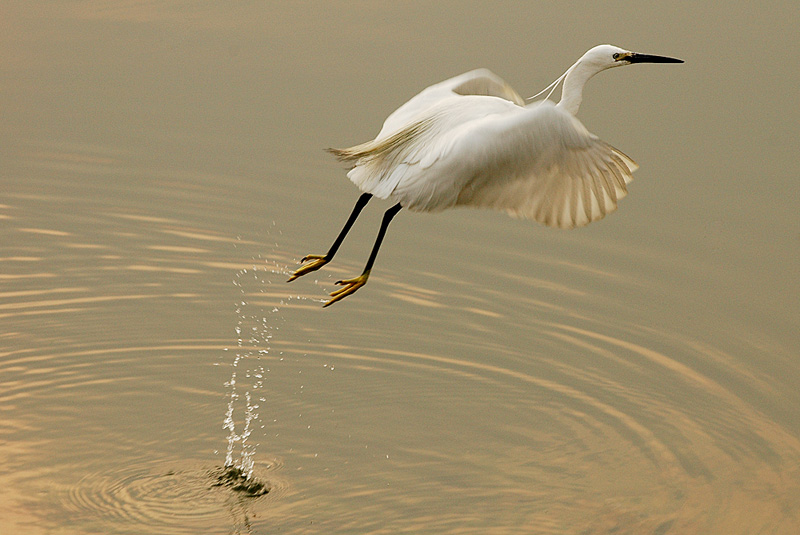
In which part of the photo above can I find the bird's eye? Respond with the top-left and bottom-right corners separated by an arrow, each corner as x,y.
612,53 -> 621,60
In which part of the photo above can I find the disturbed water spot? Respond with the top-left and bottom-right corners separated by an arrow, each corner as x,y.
210,465 -> 270,497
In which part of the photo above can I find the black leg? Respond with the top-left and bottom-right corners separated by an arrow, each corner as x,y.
324,192 -> 373,260
324,202 -> 402,307
288,193 -> 372,282
360,202 -> 402,276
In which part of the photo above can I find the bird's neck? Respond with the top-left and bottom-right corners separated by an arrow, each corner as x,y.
556,60 -> 598,116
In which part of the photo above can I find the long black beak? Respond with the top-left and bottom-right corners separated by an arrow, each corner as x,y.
628,53 -> 684,64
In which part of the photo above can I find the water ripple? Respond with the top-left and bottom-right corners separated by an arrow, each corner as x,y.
64,459 -> 286,534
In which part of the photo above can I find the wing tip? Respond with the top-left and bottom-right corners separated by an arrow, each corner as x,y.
613,148 -> 639,173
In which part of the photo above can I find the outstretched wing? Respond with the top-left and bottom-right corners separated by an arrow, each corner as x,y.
448,100 -> 638,229
333,86 -> 637,230
375,69 -> 525,140
332,95 -> 518,200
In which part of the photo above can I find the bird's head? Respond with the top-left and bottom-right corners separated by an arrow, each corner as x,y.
580,44 -> 684,71
542,44 -> 683,115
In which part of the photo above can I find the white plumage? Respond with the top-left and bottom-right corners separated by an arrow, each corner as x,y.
291,44 -> 683,306
331,49 -> 645,229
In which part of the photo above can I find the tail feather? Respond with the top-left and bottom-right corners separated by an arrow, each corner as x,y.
326,141 -> 375,163
327,118 -> 436,165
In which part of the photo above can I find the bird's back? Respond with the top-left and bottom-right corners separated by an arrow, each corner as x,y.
332,93 -> 521,206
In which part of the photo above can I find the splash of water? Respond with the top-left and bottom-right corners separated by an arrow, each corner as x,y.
220,236 -> 319,481
222,265 -> 277,479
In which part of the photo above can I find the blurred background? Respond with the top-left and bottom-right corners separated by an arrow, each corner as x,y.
1,2 -> 798,533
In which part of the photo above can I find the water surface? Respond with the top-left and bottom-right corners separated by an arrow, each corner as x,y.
2,2 -> 799,534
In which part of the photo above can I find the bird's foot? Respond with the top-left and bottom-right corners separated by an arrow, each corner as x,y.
287,254 -> 329,282
323,271 -> 370,307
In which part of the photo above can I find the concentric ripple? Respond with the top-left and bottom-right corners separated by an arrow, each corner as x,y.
64,460 -> 286,534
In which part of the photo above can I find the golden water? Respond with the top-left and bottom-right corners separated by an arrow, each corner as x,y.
2,3 -> 798,534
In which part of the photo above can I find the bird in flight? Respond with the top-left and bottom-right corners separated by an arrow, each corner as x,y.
288,44 -> 683,307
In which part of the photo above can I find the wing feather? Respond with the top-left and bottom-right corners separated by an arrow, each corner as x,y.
375,69 -> 524,142
449,101 -> 638,228
450,70 -> 525,105
332,96 -> 521,204
331,88 -> 638,230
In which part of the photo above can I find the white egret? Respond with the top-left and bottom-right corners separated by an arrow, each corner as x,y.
289,44 -> 683,306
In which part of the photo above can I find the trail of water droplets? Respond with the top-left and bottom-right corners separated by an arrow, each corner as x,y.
221,248 -> 314,480
223,264 -> 278,477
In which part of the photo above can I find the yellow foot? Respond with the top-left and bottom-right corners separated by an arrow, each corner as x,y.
287,254 -> 329,282
323,271 -> 370,307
